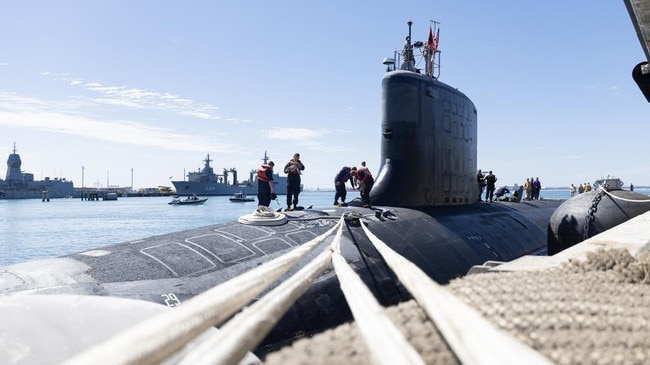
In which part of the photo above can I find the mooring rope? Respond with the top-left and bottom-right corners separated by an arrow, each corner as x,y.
597,186 -> 650,203
65,212 -> 549,365
178,250 -> 335,365
330,227 -> 425,365
238,206 -> 288,225
358,220 -> 554,365
63,218 -> 343,365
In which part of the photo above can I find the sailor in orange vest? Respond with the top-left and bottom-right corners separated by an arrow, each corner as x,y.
354,163 -> 374,208
257,161 -> 276,207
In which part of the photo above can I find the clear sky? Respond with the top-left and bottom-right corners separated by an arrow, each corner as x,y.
1,1 -> 648,191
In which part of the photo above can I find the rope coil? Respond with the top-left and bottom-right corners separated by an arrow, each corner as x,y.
238,206 -> 287,225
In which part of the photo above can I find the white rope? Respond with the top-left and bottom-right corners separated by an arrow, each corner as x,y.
178,250 -> 335,365
64,217 -> 343,365
597,186 -> 650,203
238,206 -> 287,225
330,234 -> 425,365
359,221 -> 554,365
64,210 -> 556,365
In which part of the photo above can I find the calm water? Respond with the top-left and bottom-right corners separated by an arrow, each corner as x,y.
1,188 -> 647,267
0,192 -> 335,267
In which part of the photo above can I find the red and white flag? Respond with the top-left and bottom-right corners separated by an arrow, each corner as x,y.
427,26 -> 435,52
432,28 -> 439,54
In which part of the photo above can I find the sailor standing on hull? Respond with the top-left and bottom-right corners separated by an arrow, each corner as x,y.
477,169 -> 486,201
485,171 -> 497,203
284,153 -> 304,211
257,161 -> 276,207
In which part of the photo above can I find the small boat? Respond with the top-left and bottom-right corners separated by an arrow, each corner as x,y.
168,196 -> 208,205
229,191 -> 255,202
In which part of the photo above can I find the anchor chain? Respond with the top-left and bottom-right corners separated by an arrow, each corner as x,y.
583,189 -> 605,241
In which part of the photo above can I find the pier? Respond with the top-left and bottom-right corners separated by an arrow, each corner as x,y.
80,191 -> 101,201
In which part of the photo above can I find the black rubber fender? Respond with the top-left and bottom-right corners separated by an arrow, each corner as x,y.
548,190 -> 650,255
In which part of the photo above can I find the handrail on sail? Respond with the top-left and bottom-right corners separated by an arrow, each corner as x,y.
64,213 -> 551,365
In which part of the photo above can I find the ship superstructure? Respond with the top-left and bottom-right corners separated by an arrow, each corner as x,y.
171,151 -> 289,196
0,143 -> 75,200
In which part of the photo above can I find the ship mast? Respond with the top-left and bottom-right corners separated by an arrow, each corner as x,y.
387,20 -> 441,78
204,154 -> 213,169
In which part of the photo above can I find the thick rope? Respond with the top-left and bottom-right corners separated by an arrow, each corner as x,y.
178,216 -> 353,364
330,228 -> 425,365
63,218 -> 343,365
359,220 -> 554,365
178,250 -> 335,365
597,186 -> 650,203
238,206 -> 287,225
64,211 -> 554,365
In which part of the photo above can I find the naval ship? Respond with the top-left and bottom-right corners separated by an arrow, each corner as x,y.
171,151 -> 290,196
0,143 -> 75,200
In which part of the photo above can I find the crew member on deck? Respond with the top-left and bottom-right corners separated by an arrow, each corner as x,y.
477,169 -> 486,201
354,164 -> 374,208
334,166 -> 357,206
257,161 -> 276,207
485,171 -> 497,202
532,177 -> 542,200
494,186 -> 510,200
284,153 -> 304,211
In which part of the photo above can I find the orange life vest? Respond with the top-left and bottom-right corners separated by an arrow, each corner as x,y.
257,164 -> 272,182
356,167 -> 372,183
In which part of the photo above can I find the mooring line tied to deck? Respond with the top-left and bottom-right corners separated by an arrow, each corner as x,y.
65,213 -> 552,365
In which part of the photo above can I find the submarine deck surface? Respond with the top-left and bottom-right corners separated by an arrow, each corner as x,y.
0,200 -> 560,300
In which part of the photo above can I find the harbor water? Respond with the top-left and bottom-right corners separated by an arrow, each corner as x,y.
0,191 -> 333,267
1,188 -> 646,267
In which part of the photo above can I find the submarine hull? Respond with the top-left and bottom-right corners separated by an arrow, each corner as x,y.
0,200 -> 560,349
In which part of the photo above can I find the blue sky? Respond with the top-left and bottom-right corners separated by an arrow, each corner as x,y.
1,1 -> 648,190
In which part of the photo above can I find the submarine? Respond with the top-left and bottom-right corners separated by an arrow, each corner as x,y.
0,21 -> 564,359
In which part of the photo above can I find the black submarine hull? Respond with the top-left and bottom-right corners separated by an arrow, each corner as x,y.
264,200 -> 560,346
0,200 -> 560,349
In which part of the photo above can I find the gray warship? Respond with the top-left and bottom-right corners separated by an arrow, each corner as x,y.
0,143 -> 75,200
171,151 -> 290,196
